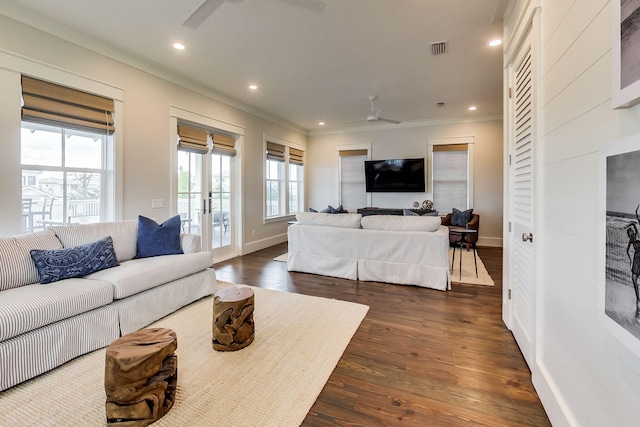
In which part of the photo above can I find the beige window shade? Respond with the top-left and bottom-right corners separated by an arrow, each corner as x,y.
339,149 -> 368,156
21,75 -> 115,134
289,147 -> 304,165
266,141 -> 285,162
432,144 -> 468,152
178,125 -> 208,154
212,133 -> 236,157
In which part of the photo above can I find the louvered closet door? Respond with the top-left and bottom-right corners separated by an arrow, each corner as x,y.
509,41 -> 536,367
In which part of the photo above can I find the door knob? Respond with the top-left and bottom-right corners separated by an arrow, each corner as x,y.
522,232 -> 533,243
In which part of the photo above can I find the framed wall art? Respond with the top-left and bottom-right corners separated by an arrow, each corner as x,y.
612,0 -> 640,108
601,134 -> 640,357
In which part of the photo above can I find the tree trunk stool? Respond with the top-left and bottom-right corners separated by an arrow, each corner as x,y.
212,286 -> 255,351
104,328 -> 178,426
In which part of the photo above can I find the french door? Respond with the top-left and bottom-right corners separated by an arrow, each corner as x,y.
177,149 -> 235,259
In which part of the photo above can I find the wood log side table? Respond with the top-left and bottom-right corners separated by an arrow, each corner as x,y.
105,328 -> 178,427
212,286 -> 255,351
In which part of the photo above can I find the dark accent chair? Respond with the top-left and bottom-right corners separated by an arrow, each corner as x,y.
441,213 -> 480,249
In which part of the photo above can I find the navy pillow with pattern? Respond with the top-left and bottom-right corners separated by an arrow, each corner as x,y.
30,236 -> 119,284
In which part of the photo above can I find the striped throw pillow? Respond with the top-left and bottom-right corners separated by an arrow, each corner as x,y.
0,230 -> 63,291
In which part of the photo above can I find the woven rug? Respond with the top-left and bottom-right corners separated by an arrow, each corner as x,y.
448,247 -> 494,286
275,250 -> 494,286
0,283 -> 369,426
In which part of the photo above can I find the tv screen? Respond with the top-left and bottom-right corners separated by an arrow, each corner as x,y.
364,158 -> 426,193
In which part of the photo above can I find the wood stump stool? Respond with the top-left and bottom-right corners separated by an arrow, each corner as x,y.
105,328 -> 177,426
212,286 -> 255,351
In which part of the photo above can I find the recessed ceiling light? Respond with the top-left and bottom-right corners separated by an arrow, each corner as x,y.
248,84 -> 258,90
172,42 -> 185,50
468,106 -> 477,111
318,122 -> 325,126
489,39 -> 502,47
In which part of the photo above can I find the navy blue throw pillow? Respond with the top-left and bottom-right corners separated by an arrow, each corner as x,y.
135,215 -> 183,259
30,236 -> 119,284
451,208 -> 473,227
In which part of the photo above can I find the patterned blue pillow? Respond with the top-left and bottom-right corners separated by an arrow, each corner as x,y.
30,236 -> 119,284
451,208 -> 474,227
134,215 -> 183,259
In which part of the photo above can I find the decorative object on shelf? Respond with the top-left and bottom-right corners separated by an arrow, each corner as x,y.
422,200 -> 434,210
413,201 -> 420,208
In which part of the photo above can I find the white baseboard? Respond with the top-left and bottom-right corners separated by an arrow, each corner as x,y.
533,363 -> 576,427
242,233 -> 287,255
478,236 -> 502,247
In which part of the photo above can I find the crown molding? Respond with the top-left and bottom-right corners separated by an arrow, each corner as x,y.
0,1 -> 307,135
309,114 -> 503,136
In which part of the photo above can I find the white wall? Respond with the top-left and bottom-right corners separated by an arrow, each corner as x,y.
0,14 -> 307,254
308,118 -> 504,247
507,0 -> 640,424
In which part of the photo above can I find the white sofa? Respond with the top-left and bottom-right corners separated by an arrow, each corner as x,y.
288,212 -> 450,291
0,220 -> 216,391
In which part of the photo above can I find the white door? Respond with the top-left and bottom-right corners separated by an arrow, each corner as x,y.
209,152 -> 236,260
505,34 -> 537,367
177,149 -> 210,248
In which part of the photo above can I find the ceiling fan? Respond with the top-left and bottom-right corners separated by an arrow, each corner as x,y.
345,96 -> 402,125
183,0 -> 326,29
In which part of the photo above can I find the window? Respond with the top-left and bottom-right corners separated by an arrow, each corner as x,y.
431,144 -> 470,214
265,139 -> 304,219
20,75 -> 115,233
338,149 -> 369,210
21,123 -> 107,231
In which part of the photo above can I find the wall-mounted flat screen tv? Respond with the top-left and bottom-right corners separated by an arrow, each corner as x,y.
364,158 -> 426,192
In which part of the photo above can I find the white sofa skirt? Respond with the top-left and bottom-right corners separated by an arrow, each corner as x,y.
0,303 -> 120,392
288,224 -> 450,290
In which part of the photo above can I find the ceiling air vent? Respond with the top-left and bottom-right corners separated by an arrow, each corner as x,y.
430,41 -> 447,55
436,101 -> 446,108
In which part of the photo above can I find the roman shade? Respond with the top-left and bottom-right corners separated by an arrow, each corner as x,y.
339,149 -> 368,210
289,148 -> 304,165
432,144 -> 467,152
432,144 -> 469,214
266,142 -> 285,162
21,76 -> 115,134
211,133 -> 236,157
178,125 -> 208,154
338,149 -> 368,156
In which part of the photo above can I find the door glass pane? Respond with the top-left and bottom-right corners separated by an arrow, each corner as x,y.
211,154 -> 231,249
177,150 -> 202,235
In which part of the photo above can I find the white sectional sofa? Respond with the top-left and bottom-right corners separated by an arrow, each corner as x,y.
288,212 -> 450,291
0,220 -> 216,391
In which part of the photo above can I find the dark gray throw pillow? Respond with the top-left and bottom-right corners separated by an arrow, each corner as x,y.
451,208 -> 473,227
30,236 -> 119,284
317,205 -> 347,214
134,215 -> 183,259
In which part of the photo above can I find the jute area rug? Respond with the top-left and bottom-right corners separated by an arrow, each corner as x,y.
0,283 -> 369,426
274,248 -> 494,286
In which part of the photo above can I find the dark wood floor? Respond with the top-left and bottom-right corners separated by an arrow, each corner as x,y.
213,243 -> 551,427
